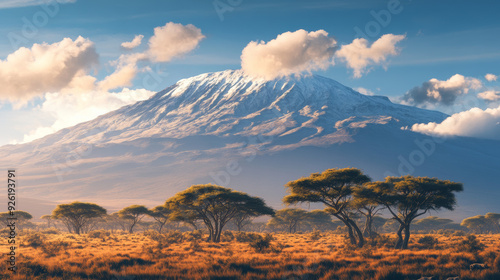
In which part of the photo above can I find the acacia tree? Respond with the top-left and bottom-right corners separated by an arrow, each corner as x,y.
284,168 -> 370,247
307,210 -> 336,231
359,176 -> 463,249
413,216 -> 454,232
40,215 -> 54,228
52,202 -> 107,234
485,213 -> 500,233
267,208 -> 308,233
118,205 -> 150,233
231,212 -> 253,232
149,205 -> 171,233
0,211 -> 33,230
461,215 -> 494,234
352,185 -> 383,237
166,184 -> 275,242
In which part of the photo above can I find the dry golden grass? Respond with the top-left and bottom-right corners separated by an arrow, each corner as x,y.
1,230 -> 499,280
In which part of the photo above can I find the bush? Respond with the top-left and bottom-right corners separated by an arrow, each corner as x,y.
41,228 -> 60,235
24,232 -> 46,248
457,234 -> 485,254
417,235 -> 439,248
235,232 -> 262,242
87,230 -> 110,239
249,235 -> 272,253
40,240 -> 71,257
221,231 -> 234,242
309,230 -> 322,241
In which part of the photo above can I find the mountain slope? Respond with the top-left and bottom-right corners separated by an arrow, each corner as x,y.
1,70 -> 498,219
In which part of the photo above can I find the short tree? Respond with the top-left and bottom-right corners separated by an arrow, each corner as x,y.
166,184 -> 274,242
414,216 -> 454,232
267,208 -> 309,233
40,215 -> 54,228
352,185 -> 383,237
307,210 -> 336,231
359,176 -> 463,249
118,205 -> 150,233
461,215 -> 491,234
485,213 -> 500,233
0,211 -> 33,230
52,202 -> 107,234
284,168 -> 370,247
149,205 -> 171,233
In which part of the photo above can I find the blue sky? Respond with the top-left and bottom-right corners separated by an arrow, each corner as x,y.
0,0 -> 499,145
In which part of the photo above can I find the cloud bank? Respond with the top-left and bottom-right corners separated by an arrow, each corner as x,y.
121,35 -> 144,49
0,36 -> 98,105
410,106 -> 500,140
20,88 -> 155,143
336,34 -> 406,78
241,29 -> 337,80
401,74 -> 482,107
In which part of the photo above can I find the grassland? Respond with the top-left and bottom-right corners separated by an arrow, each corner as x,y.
1,230 -> 500,280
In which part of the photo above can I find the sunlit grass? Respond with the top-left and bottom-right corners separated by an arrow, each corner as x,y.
1,230 -> 499,279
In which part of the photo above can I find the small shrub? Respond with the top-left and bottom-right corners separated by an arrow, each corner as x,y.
417,235 -> 439,248
494,254 -> 500,271
41,228 -> 60,235
40,240 -> 71,257
87,230 -> 110,239
24,232 -> 46,248
221,231 -> 234,242
457,234 -> 485,254
235,232 -> 262,242
248,235 -> 273,253
309,230 -> 322,241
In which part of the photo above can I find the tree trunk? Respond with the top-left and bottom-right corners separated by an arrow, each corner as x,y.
402,224 -> 411,249
349,219 -> 364,248
395,224 -> 404,249
346,223 -> 357,245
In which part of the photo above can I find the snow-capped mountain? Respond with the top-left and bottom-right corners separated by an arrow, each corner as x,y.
1,70 -> 498,218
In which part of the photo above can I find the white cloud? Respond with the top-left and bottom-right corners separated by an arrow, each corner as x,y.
20,88 -> 156,143
478,90 -> 500,101
485,73 -> 498,82
401,74 -> 482,106
410,106 -> 500,140
148,22 -> 205,62
336,34 -> 406,78
0,36 -> 98,105
0,0 -> 76,9
121,35 -> 144,50
241,29 -> 337,80
355,87 -> 375,96
98,53 -> 148,91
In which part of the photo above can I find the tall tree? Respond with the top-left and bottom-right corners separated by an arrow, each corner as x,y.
166,184 -> 274,242
267,208 -> 309,233
149,205 -> 171,233
284,168 -> 370,247
52,202 -> 107,234
118,205 -> 150,233
359,176 -> 463,249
